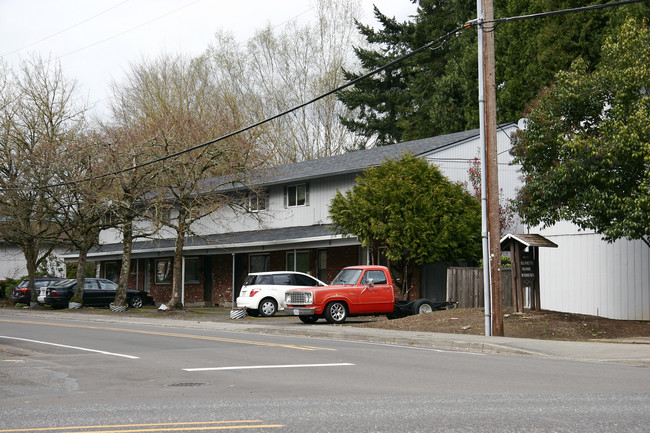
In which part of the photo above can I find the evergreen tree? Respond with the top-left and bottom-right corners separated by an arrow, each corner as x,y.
330,154 -> 482,298
338,0 -> 650,146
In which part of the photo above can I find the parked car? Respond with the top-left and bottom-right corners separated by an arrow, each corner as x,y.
10,277 -> 65,305
286,265 -> 456,324
38,278 -> 154,309
236,271 -> 326,317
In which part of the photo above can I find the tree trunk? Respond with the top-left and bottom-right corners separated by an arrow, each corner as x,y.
114,221 -> 133,307
70,247 -> 89,304
168,224 -> 186,310
24,243 -> 38,305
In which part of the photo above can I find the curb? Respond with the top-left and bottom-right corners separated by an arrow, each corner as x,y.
3,309 -> 649,366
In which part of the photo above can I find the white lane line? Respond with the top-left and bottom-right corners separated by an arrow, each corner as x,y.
0,336 -> 139,359
184,363 -> 354,372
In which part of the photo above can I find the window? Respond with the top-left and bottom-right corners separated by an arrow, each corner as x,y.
285,183 -> 309,207
156,259 -> 172,284
317,250 -> 327,283
294,273 -> 321,286
102,211 -> 117,226
105,262 -> 120,282
287,251 -> 310,273
249,254 -> 270,273
272,274 -> 292,285
184,257 -> 200,284
248,191 -> 267,212
362,270 -> 388,285
99,280 -> 118,290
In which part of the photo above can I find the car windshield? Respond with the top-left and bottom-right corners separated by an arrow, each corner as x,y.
331,269 -> 362,285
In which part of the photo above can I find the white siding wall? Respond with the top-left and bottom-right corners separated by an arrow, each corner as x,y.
0,245 -> 68,280
428,126 -> 520,200
95,174 -> 360,243
427,124 -> 525,233
0,245 -> 29,279
537,222 -> 650,320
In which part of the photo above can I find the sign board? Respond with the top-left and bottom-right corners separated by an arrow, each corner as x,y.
519,251 -> 536,286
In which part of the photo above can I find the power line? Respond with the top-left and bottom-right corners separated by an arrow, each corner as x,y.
16,27 -> 465,191
1,0 -> 131,58
2,0 -> 646,192
100,0 -> 649,182
59,0 -> 203,59
488,0 -> 648,26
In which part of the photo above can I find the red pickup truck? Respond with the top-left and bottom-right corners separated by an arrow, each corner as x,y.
285,265 -> 454,324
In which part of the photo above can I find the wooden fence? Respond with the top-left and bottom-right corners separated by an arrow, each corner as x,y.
446,267 -> 512,308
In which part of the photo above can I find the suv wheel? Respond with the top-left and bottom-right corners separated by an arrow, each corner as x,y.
258,298 -> 278,317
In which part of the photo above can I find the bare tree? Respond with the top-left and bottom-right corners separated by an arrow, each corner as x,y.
46,130 -> 114,306
206,0 -> 366,164
0,55 -> 87,304
109,53 -> 259,310
96,120 -> 162,308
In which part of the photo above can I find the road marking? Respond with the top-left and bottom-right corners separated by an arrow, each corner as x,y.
184,362 -> 355,371
0,336 -> 139,359
0,420 -> 283,432
0,318 -> 334,352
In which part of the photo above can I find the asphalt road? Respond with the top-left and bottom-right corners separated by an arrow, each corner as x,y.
1,312 -> 649,432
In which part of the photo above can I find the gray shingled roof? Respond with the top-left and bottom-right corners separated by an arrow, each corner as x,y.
255,128 -> 481,186
198,128 -> 481,192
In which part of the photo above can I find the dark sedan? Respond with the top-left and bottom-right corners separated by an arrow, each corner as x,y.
10,277 -> 64,305
39,278 -> 154,309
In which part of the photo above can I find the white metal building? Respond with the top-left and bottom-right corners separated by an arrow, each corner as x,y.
425,122 -> 649,320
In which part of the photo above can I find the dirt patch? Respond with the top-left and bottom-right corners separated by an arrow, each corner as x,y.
353,307 -> 650,342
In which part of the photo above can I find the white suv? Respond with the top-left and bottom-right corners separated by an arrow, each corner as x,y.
236,271 -> 326,317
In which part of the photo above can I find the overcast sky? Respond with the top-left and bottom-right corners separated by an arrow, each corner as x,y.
0,0 -> 417,117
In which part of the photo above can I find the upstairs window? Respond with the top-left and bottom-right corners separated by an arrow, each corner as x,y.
248,191 -> 267,212
285,183 -> 309,207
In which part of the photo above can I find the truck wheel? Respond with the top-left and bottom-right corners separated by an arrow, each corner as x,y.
299,315 -> 319,324
413,299 -> 435,315
324,301 -> 348,324
258,298 -> 278,317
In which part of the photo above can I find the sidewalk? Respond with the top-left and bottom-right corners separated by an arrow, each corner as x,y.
3,309 -> 650,366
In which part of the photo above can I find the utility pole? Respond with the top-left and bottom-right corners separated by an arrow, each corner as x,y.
478,0 -> 504,336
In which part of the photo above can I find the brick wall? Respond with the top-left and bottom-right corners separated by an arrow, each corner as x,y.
98,244 -> 367,307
